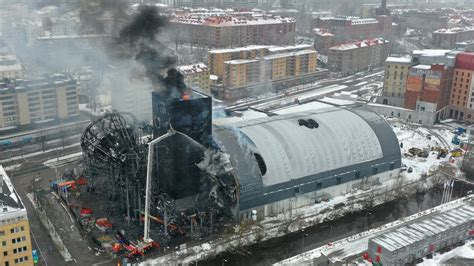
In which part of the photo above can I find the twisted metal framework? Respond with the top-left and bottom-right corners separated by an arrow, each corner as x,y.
81,112 -> 148,221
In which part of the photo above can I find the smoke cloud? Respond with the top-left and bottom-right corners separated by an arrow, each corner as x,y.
84,3 -> 187,97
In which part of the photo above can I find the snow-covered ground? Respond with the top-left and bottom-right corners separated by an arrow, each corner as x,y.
420,240 -> 474,265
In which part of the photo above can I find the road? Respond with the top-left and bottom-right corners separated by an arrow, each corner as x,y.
202,183 -> 474,265
6,151 -> 113,266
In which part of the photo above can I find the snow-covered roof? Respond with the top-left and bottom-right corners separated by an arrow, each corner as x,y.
224,59 -> 259,65
172,15 -> 295,26
385,57 -> 413,64
330,38 -> 388,51
177,63 -> 208,75
228,107 -> 383,186
434,27 -> 474,34
370,203 -> 474,252
412,64 -> 432,70
209,44 -> 312,54
263,49 -> 316,60
0,165 -> 25,215
412,49 -> 452,57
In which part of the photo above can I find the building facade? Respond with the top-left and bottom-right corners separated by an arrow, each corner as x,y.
0,166 -> 33,266
404,64 -> 453,112
328,38 -> 390,75
432,27 -> 474,49
218,49 -> 318,100
312,16 -> 393,43
380,57 -> 414,107
0,74 -> 79,129
177,63 -> 211,95
170,15 -> 296,48
0,55 -> 22,79
447,52 -> 474,123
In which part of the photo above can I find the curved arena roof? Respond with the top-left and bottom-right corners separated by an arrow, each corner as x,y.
213,105 -> 401,211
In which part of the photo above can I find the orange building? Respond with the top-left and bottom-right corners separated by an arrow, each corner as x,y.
448,52 -> 474,122
404,64 -> 453,111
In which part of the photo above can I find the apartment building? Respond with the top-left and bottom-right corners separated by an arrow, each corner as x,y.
0,74 -> 79,129
220,49 -> 317,99
177,63 -> 211,95
312,16 -> 393,43
223,50 -> 317,87
170,15 -> 296,48
448,52 -> 474,122
328,38 -> 390,75
208,44 -> 312,79
0,55 -> 22,79
380,57 -> 414,107
0,166 -> 33,266
432,27 -> 474,49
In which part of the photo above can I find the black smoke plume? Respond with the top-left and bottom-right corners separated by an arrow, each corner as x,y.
80,2 -> 188,97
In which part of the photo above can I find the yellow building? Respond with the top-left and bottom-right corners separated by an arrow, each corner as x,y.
0,166 -> 33,266
0,74 -> 79,129
380,57 -> 414,107
0,55 -> 22,79
223,50 -> 318,88
177,63 -> 211,95
208,44 -> 313,81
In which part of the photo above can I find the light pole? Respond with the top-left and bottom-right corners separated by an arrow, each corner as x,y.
365,211 -> 372,231
301,230 -> 309,253
221,258 -> 227,266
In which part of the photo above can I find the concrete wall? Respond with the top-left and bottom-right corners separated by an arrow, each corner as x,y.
240,169 -> 399,220
368,101 -> 437,127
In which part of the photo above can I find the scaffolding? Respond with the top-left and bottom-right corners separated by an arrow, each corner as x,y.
461,127 -> 474,180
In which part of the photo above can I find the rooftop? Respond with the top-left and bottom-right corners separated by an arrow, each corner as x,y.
385,57 -> 413,64
172,15 -> 294,26
330,38 -> 388,51
209,44 -> 311,54
177,63 -> 208,75
434,27 -> 474,34
370,203 -> 474,252
263,49 -> 316,60
0,165 -> 24,215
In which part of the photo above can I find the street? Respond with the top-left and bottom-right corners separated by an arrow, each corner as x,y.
6,152 -> 113,266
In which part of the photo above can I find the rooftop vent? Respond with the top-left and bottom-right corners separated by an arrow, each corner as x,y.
298,119 -> 319,129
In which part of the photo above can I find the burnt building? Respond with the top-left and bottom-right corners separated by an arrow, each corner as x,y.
151,97 -> 402,221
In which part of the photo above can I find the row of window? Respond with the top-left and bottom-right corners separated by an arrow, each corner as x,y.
0,217 -> 25,226
2,246 -> 27,256
10,226 -> 24,234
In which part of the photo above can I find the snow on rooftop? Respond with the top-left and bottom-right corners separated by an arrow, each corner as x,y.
224,59 -> 259,65
177,63 -> 208,75
0,165 -> 25,213
434,27 -> 474,34
412,49 -> 451,57
263,49 -> 316,60
412,64 -> 432,70
386,56 -> 413,64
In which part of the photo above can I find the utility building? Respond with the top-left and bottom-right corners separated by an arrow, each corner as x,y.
368,202 -> 474,265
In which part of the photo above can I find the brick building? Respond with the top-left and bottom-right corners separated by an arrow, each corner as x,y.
328,38 -> 390,75
404,64 -> 453,112
447,52 -> 474,122
170,15 -> 296,48
312,16 -> 393,44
